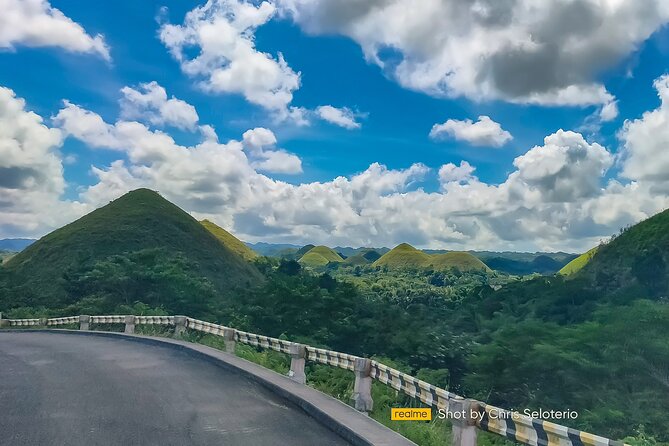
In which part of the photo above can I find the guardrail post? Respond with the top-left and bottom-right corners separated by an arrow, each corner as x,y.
124,315 -> 135,334
0,313 -> 8,328
287,343 -> 307,384
223,328 -> 236,354
451,397 -> 478,446
351,358 -> 373,413
39,318 -> 48,327
174,316 -> 187,337
79,315 -> 90,331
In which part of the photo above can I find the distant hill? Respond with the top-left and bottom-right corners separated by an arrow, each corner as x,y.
200,220 -> 258,262
0,238 -> 35,251
486,254 -> 571,275
578,208 -> 669,296
559,247 -> 598,276
429,252 -> 491,272
296,244 -> 316,257
373,243 -> 490,272
373,243 -> 432,269
298,246 -> 344,267
4,189 -> 262,300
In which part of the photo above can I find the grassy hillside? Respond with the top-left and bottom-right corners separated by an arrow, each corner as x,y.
4,189 -> 262,302
578,208 -> 669,295
559,246 -> 599,276
373,243 -> 432,269
298,246 -> 344,267
200,219 -> 258,262
428,252 -> 491,272
374,244 -> 490,272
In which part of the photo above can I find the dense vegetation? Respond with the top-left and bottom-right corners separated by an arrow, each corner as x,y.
1,189 -> 667,446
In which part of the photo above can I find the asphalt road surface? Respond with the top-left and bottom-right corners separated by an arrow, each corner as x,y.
0,332 -> 351,446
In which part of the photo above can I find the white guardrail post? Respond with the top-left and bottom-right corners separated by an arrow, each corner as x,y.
79,315 -> 90,331
223,328 -> 236,353
174,316 -> 187,337
124,315 -> 135,334
351,357 -> 373,414
451,397 -> 478,446
288,343 -> 307,384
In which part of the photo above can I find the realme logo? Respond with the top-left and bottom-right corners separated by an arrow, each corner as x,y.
391,408 -> 432,421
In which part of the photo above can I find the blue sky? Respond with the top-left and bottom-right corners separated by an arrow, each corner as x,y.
2,0 -> 669,251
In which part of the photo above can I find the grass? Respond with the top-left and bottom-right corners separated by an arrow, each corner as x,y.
299,246 -> 344,267
200,219 -> 258,262
559,246 -> 598,275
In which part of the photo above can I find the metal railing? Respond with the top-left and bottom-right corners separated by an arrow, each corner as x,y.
0,314 -> 629,446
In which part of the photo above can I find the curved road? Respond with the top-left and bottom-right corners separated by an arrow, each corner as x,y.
0,332 -> 351,446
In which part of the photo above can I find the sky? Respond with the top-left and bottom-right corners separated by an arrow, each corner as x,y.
1,0 -> 669,252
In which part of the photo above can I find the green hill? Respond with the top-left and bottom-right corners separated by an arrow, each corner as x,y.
343,254 -> 370,266
4,189 -> 262,301
298,246 -> 344,267
372,243 -> 432,269
578,208 -> 669,295
373,244 -> 491,272
200,219 -> 258,262
428,252 -> 491,272
559,246 -> 598,276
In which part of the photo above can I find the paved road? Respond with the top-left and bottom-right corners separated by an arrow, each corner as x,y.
0,332 -> 351,446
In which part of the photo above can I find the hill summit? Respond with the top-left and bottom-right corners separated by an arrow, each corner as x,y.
298,246 -> 344,267
373,243 -> 490,272
5,189 -> 262,300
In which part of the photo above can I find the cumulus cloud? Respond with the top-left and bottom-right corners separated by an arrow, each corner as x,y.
0,86 -> 87,237
120,82 -> 199,130
159,0 -> 301,121
315,105 -> 363,129
619,74 -> 669,189
438,161 -> 476,184
277,0 -> 669,111
430,115 -> 512,147
0,0 -> 110,60
242,127 -> 302,174
9,76 -> 669,251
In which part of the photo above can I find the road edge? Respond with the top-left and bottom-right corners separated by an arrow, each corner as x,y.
1,329 -> 416,446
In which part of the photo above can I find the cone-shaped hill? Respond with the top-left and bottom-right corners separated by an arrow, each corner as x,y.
373,243 -> 490,272
200,219 -> 258,262
576,208 -> 669,295
5,189 -> 263,300
298,246 -> 344,267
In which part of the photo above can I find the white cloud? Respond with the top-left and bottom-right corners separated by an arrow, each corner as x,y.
120,82 -> 199,130
159,0 -> 301,120
438,161 -> 476,184
619,74 -> 669,189
0,86 -> 87,238
8,76 -> 669,251
315,105 -> 362,129
242,127 -> 302,174
277,0 -> 669,110
0,0 -> 110,60
430,115 -> 512,147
